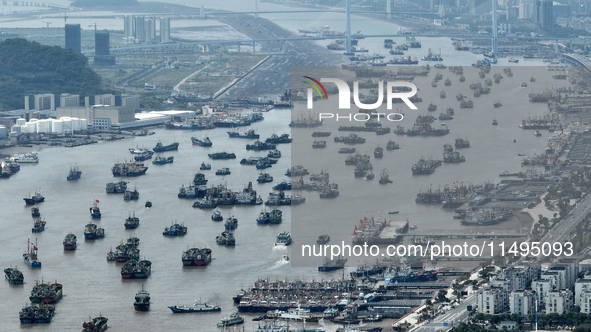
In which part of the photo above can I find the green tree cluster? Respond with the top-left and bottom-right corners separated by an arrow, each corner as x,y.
0,38 -> 105,111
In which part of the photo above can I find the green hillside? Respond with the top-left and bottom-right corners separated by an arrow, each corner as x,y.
0,38 -> 105,111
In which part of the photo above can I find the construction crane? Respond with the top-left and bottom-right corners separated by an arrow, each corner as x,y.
41,21 -> 51,29
89,23 -> 116,32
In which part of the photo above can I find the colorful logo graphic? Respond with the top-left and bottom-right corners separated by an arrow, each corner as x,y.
303,76 -> 328,100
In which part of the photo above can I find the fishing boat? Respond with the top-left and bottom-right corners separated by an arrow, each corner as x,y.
134,150 -> 154,161
316,234 -> 330,244
152,155 -> 174,164
168,300 -> 221,313
24,190 -> 44,205
84,221 -> 105,240
145,201 -> 152,208
67,166 -> 81,180
275,230 -> 292,246
163,223 -> 187,236
200,162 -> 211,170
31,207 -> 40,217
217,312 -> 244,327
32,219 -> 46,233
134,286 -> 151,311
63,233 -> 77,250
227,128 -> 259,139
82,316 -> 108,332
211,209 -> 223,221
318,256 -> 347,271
124,212 -> 140,229
23,238 -> 41,268
4,267 -> 24,284
153,141 -> 179,152
123,188 -> 139,201
225,216 -> 238,230
89,200 -> 101,218
191,137 -> 213,146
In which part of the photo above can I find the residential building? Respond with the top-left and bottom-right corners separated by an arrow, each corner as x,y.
580,290 -> 591,313
575,277 -> 591,306
160,17 -> 170,43
532,278 -> 553,305
509,290 -> 536,316
477,286 -> 509,314
65,24 -> 81,54
546,289 -> 573,314
535,0 -> 554,27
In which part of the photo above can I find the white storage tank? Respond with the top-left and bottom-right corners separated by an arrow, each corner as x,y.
0,125 -> 6,138
80,119 -> 88,130
36,119 -> 51,133
25,122 -> 37,133
51,120 -> 63,134
61,118 -> 73,133
16,118 -> 26,126
72,118 -> 82,131
11,125 -> 21,134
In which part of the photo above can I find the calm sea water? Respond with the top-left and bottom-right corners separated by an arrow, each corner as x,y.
0,1 -> 557,331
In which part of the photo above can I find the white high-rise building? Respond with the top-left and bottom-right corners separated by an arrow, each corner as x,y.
509,290 -> 536,317
124,15 -> 134,39
477,287 -> 509,314
546,289 -> 573,314
160,17 -> 170,43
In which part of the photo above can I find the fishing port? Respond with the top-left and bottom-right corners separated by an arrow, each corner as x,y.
3,0 -> 591,331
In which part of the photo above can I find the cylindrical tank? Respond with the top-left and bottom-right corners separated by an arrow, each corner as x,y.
11,125 -> 21,134
0,125 -> 6,138
80,119 -> 88,130
51,120 -> 63,134
25,122 -> 37,133
61,118 -> 73,133
16,118 -> 26,126
36,119 -> 50,133
72,118 -> 82,131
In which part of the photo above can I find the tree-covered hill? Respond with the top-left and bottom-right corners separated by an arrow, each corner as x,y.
0,38 -> 105,111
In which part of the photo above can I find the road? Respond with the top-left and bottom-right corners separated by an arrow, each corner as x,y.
540,193 -> 591,245
408,292 -> 479,332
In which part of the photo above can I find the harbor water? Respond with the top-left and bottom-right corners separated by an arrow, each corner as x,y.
0,1 -> 557,331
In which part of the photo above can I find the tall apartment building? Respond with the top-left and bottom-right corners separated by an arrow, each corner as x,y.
94,30 -> 116,66
125,15 -> 170,43
65,24 -> 81,54
124,15 -> 134,39
535,0 -> 554,26
478,286 -> 509,314
134,16 -> 145,43
509,290 -> 536,317
532,279 -> 553,305
160,17 -> 170,43
546,289 -> 573,314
